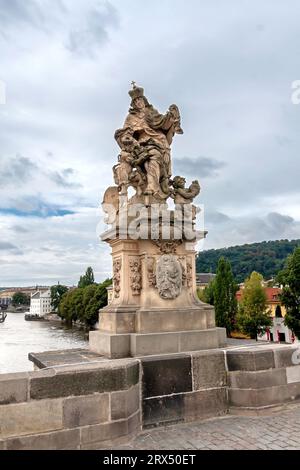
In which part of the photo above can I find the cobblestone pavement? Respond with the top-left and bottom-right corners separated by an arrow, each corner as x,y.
120,405 -> 300,450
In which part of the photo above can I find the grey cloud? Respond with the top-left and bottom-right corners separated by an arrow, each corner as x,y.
205,211 -> 231,224
66,2 -> 119,56
0,154 -> 81,189
173,157 -> 225,179
0,155 -> 37,185
49,170 -> 82,189
266,212 -> 294,228
10,225 -> 29,233
0,0 -> 44,27
0,241 -> 23,255
204,211 -> 300,250
0,242 -> 19,250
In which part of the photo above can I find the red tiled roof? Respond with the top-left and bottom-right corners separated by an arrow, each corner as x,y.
236,287 -> 282,302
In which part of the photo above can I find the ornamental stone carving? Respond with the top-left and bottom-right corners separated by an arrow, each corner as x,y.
113,258 -> 122,298
156,254 -> 182,300
154,239 -> 182,254
129,258 -> 142,295
147,257 -> 156,287
186,260 -> 193,288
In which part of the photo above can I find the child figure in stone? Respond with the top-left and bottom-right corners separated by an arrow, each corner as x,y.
113,128 -> 142,196
171,176 -> 200,204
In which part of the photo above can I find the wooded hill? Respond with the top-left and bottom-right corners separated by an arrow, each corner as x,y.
196,239 -> 300,283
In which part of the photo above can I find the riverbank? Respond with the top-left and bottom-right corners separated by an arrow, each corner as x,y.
0,311 -> 88,373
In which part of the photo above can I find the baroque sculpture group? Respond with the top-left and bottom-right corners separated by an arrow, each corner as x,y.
89,84 -> 225,358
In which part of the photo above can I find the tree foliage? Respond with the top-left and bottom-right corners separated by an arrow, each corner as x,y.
237,271 -> 272,340
12,292 -> 30,306
277,247 -> 300,339
213,257 -> 238,335
59,278 -> 112,328
196,239 -> 300,283
198,280 -> 215,305
50,284 -> 68,311
78,267 -> 95,288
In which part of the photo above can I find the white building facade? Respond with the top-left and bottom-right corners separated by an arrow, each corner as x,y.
29,290 -> 52,316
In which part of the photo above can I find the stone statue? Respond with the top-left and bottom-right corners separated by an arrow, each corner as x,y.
156,254 -> 182,299
171,176 -> 201,204
113,83 -> 188,204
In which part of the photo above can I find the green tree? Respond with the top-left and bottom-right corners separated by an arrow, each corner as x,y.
214,257 -> 238,336
58,279 -> 112,328
237,271 -> 272,340
12,292 -> 30,306
277,247 -> 300,339
198,280 -> 215,305
81,278 -> 112,327
78,267 -> 95,288
50,284 -> 68,311
58,289 -> 79,325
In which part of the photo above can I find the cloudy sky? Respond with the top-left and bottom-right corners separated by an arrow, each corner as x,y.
0,0 -> 300,286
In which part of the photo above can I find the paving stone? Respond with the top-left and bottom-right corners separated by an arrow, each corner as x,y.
116,403 -> 300,450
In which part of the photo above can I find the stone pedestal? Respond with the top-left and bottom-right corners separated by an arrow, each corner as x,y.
90,225 -> 226,358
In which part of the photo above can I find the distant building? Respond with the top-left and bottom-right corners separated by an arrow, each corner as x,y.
196,273 -> 216,290
30,290 -> 52,316
0,286 -> 50,307
236,287 -> 296,344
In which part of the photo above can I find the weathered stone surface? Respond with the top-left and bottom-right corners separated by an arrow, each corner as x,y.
28,348 -> 103,369
128,410 -> 141,435
216,327 -> 227,346
6,428 -> 80,450
229,385 -> 291,408
226,349 -> 275,371
143,395 -> 184,427
111,384 -> 140,420
179,329 -> 220,351
184,388 -> 227,420
192,350 -> 226,390
0,372 -> 28,404
30,361 -> 139,399
131,329 -> 223,357
229,368 -> 287,389
142,355 -> 192,398
273,347 -> 299,368
135,308 -> 208,333
286,365 -> 300,384
287,382 -> 300,400
131,332 -> 179,356
89,331 -> 131,358
80,419 -> 128,446
0,440 -> 5,450
0,399 -> 63,439
99,310 -> 136,334
63,393 -> 109,428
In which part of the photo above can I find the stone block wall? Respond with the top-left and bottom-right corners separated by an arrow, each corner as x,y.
227,347 -> 300,410
0,359 -> 140,450
2,345 -> 300,449
141,350 -> 228,428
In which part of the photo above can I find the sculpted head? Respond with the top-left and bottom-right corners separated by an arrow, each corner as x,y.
173,176 -> 186,189
133,97 -> 146,110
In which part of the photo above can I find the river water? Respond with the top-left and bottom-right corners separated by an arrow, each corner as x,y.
0,312 -> 88,373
